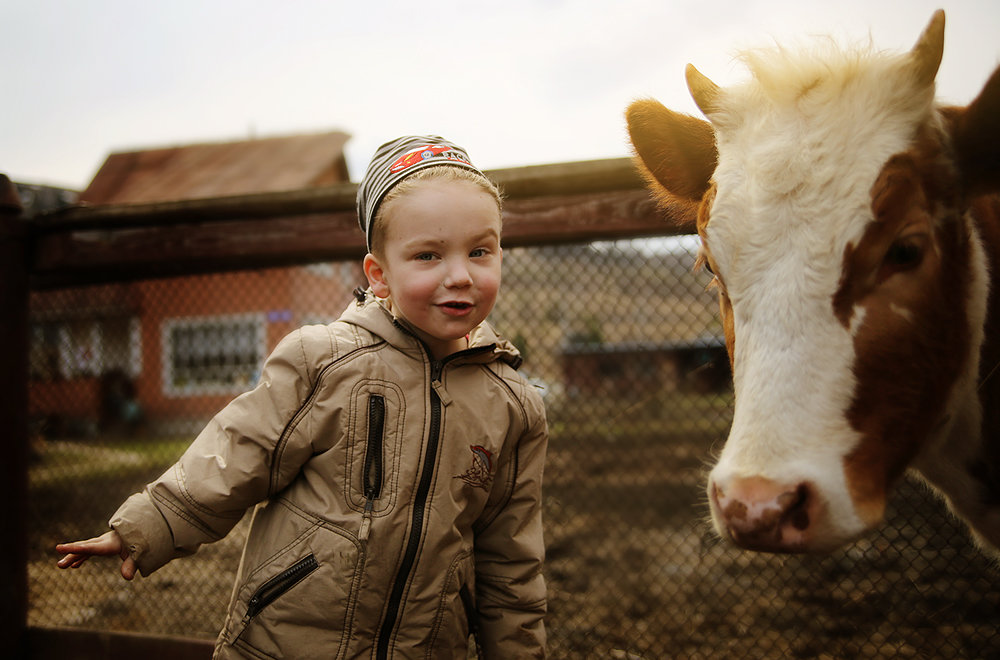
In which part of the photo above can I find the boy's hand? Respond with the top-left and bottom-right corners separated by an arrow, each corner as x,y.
56,530 -> 138,581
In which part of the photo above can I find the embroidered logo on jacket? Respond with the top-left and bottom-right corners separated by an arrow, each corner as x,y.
455,445 -> 494,491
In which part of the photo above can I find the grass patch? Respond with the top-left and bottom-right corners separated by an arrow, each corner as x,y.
550,390 -> 733,440
30,436 -> 192,489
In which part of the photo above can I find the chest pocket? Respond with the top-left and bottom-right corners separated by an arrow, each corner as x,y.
363,395 -> 385,504
345,380 -> 405,515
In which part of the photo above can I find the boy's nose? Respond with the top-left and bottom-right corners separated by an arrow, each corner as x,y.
444,259 -> 473,287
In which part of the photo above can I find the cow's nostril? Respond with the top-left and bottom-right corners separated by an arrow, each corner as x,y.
786,484 -> 811,531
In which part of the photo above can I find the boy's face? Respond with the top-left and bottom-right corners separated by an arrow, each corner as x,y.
363,178 -> 503,359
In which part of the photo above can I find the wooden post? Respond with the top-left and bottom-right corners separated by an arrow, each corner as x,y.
0,174 -> 28,657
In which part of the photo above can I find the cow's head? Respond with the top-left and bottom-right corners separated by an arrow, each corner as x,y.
627,10 -> 1000,552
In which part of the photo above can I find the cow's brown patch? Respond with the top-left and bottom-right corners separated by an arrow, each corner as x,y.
834,143 -> 972,512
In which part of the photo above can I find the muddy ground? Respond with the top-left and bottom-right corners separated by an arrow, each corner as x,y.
28,431 -> 1000,659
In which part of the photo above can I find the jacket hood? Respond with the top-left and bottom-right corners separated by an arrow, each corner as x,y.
342,289 -> 523,369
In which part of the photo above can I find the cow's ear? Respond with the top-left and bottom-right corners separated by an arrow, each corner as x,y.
950,65 -> 1000,196
626,99 -> 717,233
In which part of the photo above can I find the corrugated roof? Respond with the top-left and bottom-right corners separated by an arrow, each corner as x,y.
79,131 -> 351,205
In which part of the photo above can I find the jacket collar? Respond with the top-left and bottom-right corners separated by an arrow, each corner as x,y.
342,289 -> 523,369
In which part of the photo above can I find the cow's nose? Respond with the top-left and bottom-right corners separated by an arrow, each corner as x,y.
710,475 -> 814,552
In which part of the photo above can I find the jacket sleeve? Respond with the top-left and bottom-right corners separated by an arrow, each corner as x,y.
473,380 -> 549,659
109,326 -> 333,576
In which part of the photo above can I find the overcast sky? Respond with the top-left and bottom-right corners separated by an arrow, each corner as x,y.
3,0 -> 998,190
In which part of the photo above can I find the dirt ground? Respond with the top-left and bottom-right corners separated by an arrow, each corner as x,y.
28,431 -> 1000,659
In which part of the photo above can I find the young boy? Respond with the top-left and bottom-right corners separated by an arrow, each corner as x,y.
57,136 -> 549,659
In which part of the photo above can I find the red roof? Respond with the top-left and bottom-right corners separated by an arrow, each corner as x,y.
80,131 -> 351,204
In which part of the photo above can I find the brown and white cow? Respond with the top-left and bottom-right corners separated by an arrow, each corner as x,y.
627,10 -> 1000,555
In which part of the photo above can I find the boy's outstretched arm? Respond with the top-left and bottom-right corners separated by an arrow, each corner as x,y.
56,530 -> 138,581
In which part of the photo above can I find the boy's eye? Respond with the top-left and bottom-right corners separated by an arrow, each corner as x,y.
470,248 -> 487,258
415,253 -> 435,261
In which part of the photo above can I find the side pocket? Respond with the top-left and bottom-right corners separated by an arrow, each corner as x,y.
427,549 -> 475,657
224,506 -> 363,659
460,584 -> 484,660
245,553 -> 319,620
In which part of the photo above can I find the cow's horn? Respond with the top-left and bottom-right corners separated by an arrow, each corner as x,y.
909,9 -> 945,86
686,64 -> 720,116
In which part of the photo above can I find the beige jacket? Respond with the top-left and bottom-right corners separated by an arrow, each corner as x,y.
111,294 -> 548,659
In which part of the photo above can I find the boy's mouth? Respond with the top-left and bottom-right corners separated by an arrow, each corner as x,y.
440,301 -> 473,314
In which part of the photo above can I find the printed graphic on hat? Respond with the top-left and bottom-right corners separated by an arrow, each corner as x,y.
389,144 -> 471,174
455,445 -> 494,491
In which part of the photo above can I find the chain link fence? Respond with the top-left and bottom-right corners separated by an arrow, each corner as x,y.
27,237 -> 1000,658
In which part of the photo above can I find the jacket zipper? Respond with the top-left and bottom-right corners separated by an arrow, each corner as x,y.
375,359 -> 445,660
244,553 -> 319,620
373,324 -> 495,658
359,394 -> 385,543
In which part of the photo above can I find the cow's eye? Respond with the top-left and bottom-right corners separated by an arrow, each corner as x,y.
695,249 -> 715,276
884,238 -> 924,271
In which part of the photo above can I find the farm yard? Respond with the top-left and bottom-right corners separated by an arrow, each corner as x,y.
14,167 -> 1000,658
9,4 -> 1000,656
28,389 -> 1000,659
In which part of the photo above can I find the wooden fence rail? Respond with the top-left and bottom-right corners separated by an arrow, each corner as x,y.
28,158 -> 682,289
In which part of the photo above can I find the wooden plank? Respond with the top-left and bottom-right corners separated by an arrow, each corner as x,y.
29,159 -> 686,289
26,626 -> 213,660
32,157 -> 644,233
31,210 -> 364,287
502,189 -> 679,246
34,184 -> 360,232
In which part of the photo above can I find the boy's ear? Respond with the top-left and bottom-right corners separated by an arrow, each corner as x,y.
363,253 -> 391,299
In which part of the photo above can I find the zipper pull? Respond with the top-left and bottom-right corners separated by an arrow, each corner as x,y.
431,378 -> 453,406
430,360 -> 455,405
242,600 -> 257,626
359,499 -> 374,543
430,359 -> 444,382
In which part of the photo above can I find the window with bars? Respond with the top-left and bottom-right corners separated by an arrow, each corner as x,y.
162,314 -> 265,396
29,317 -> 141,381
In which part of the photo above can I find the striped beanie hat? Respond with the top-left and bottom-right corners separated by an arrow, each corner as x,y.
356,135 -> 487,250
